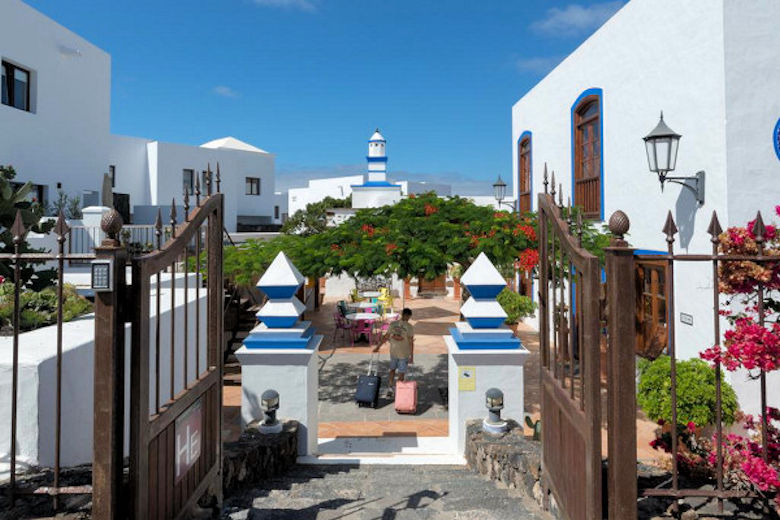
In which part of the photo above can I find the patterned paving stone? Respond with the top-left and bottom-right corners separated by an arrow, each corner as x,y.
223,465 -> 550,520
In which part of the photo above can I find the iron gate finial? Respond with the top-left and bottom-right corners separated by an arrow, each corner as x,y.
608,210 -> 630,242
662,211 -> 678,245
751,211 -> 766,244
707,211 -> 723,244
11,210 -> 25,244
100,209 -> 123,244
170,199 -> 177,239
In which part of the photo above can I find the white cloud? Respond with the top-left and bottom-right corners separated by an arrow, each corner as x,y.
515,55 -> 564,75
213,85 -> 240,98
251,0 -> 317,12
532,2 -> 624,37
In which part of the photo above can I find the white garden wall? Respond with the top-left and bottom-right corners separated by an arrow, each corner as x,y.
0,276 -> 207,471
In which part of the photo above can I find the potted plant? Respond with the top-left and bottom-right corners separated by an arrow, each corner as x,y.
497,288 -> 536,334
449,263 -> 463,300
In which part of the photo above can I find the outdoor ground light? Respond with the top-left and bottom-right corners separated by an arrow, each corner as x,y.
259,389 -> 282,434
643,112 -> 705,205
492,176 -> 514,211
483,388 -> 509,434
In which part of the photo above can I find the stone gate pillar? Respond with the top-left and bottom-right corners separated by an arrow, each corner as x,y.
235,252 -> 322,455
445,252 -> 529,454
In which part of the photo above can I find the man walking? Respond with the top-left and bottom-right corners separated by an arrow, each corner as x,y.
374,308 -> 414,398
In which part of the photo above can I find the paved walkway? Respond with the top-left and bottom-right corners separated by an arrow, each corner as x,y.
313,298 -> 453,439
223,296 -> 544,442
222,464 -> 550,519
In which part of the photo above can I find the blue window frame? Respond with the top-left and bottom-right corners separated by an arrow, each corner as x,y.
517,131 -> 532,213
571,88 -> 604,220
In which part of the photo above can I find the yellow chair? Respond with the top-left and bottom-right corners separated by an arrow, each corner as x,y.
350,288 -> 365,303
377,287 -> 394,317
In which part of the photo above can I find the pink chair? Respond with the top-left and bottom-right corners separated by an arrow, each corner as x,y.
333,312 -> 352,342
351,319 -> 374,345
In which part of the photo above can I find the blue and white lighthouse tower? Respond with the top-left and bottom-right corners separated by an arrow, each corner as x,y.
235,251 -> 322,455
366,128 -> 389,182
352,129 -> 403,209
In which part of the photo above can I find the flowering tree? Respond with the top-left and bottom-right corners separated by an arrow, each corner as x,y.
220,193 -> 611,293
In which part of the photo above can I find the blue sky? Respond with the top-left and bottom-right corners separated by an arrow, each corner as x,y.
25,0 -> 625,195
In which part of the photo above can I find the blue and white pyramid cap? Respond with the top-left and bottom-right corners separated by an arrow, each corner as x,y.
256,298 -> 306,329
461,252 -> 506,300
257,251 -> 305,299
461,297 -> 507,329
450,252 -> 522,348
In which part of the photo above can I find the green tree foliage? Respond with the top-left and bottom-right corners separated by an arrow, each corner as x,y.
47,189 -> 82,219
637,355 -> 738,427
0,165 -> 57,289
281,196 -> 351,236
221,192 -> 612,289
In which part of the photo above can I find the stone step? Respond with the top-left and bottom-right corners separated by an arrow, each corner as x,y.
298,453 -> 467,466
222,464 -> 550,519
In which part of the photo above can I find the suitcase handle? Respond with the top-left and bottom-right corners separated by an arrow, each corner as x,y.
367,353 -> 379,376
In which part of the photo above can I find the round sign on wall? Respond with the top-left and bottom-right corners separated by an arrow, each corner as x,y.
775,118 -> 780,161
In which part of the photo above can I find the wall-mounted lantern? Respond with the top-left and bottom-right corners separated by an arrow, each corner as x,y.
643,112 -> 705,204
492,176 -> 515,211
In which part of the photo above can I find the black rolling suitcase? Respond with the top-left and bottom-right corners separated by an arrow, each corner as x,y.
355,355 -> 380,408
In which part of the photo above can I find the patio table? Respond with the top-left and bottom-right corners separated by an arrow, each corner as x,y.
347,301 -> 377,310
345,312 -> 380,321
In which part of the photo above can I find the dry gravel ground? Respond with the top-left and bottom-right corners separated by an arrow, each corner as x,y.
222,464 -> 551,520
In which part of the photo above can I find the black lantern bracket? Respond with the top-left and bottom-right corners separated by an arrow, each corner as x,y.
658,170 -> 705,205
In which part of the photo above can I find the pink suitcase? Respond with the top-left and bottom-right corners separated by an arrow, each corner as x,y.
394,380 -> 417,414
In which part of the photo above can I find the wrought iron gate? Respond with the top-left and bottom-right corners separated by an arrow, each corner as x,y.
128,182 -> 224,519
538,183 -> 603,520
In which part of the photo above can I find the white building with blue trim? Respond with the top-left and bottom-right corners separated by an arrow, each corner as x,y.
286,129 -> 452,216
511,0 -> 780,414
351,129 -> 403,209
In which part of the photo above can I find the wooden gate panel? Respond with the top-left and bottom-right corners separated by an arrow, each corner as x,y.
130,188 -> 224,520
538,189 -> 602,520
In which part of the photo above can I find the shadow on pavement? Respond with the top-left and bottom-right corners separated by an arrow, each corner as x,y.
318,355 -> 448,416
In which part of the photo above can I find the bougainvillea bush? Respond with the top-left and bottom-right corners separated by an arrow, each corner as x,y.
650,205 -> 780,508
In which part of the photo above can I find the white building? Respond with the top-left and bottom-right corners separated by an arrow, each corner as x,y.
287,175 -> 363,216
511,0 -> 780,413
1,0 -> 279,232
286,129 -> 452,215
397,180 -> 451,198
463,195 -> 516,211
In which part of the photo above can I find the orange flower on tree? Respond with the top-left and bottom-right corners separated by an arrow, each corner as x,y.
424,204 -> 438,216
385,243 -> 398,254
518,248 -> 539,272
